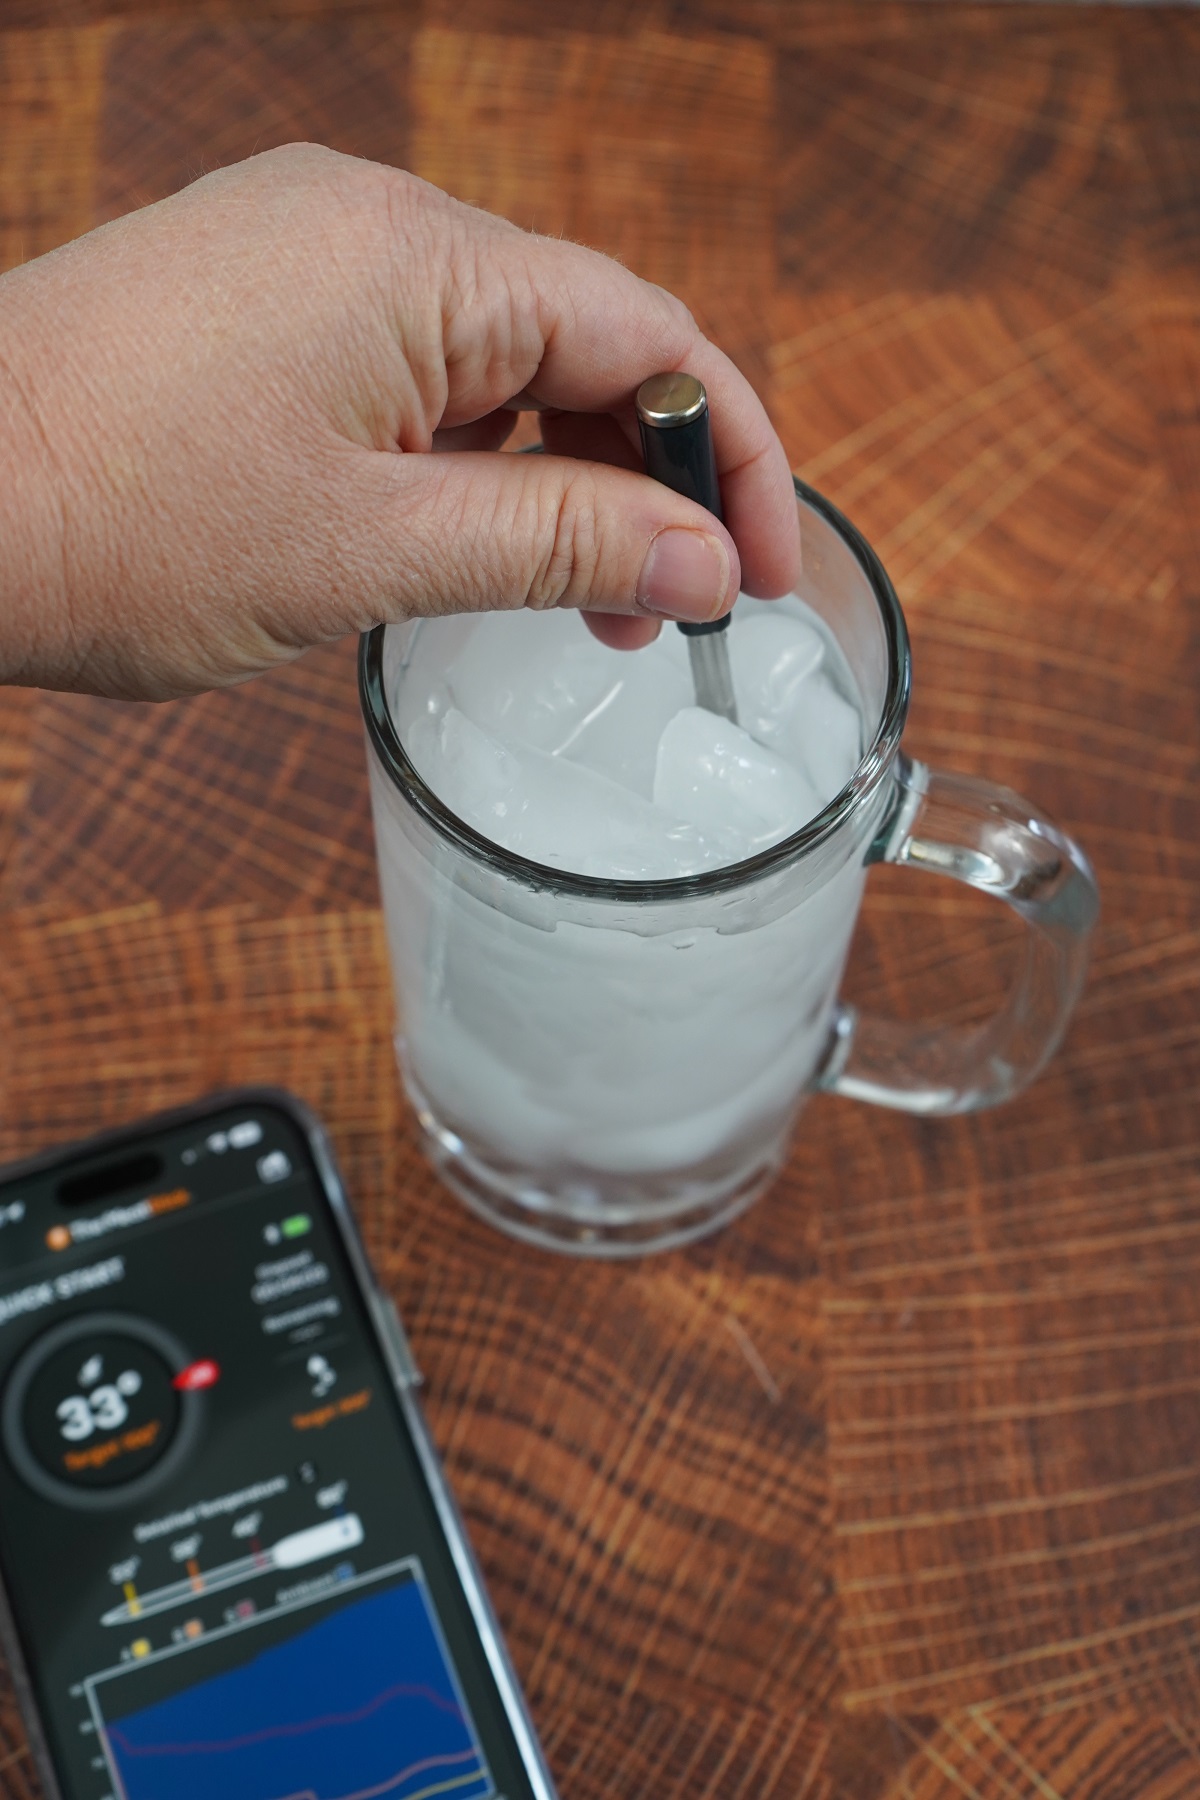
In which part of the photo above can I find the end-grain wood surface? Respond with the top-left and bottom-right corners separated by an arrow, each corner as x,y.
1,3 -> 1198,1795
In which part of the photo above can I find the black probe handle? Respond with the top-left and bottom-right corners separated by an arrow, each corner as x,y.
637,405 -> 730,639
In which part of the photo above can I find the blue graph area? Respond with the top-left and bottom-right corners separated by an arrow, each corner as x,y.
101,1575 -> 492,1800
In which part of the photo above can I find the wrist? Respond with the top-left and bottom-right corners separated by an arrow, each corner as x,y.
0,267 -> 80,689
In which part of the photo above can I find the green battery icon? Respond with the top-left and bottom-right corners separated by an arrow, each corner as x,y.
281,1214 -> 311,1239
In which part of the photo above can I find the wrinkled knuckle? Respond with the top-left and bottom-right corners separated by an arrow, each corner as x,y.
644,280 -> 697,353
527,474 -> 602,610
651,279 -> 695,332
254,141 -> 342,183
379,163 -> 425,223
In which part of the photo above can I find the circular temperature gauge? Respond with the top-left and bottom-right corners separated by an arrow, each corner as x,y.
2,1313 -> 204,1510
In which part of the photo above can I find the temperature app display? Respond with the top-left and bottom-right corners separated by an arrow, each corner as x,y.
4,1316 -> 198,1505
0,1102 -> 533,1800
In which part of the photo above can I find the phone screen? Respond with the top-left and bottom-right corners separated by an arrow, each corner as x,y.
0,1098 -> 543,1800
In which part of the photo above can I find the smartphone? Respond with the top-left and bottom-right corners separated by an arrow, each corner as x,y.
0,1089 -> 555,1800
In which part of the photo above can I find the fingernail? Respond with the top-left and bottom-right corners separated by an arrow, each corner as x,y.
636,528 -> 730,622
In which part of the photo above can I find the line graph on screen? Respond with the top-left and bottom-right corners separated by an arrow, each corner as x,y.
96,1571 -> 493,1800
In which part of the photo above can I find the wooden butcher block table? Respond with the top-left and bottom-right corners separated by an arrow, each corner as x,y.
0,2 -> 1198,1794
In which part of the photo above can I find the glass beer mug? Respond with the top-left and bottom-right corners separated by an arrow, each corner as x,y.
360,477 -> 1098,1255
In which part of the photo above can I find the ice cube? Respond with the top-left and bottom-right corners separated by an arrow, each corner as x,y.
771,677 -> 863,809
557,641 -> 693,798
388,615 -> 476,748
406,707 -> 512,826
730,611 -> 862,808
654,707 -> 822,853
445,610 -> 621,754
418,708 -> 743,880
732,611 -> 826,741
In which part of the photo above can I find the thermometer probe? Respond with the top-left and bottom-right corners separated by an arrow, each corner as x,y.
636,372 -> 739,725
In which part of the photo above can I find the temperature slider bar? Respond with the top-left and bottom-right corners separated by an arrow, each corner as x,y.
102,1515 -> 363,1626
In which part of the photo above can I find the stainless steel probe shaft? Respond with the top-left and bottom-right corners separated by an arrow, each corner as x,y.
635,373 -> 738,725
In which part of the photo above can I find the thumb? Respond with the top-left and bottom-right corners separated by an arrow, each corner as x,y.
345,448 -> 741,629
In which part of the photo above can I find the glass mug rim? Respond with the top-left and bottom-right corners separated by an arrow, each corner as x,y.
358,475 -> 912,903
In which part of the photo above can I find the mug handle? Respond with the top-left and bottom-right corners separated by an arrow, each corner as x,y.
817,755 -> 1099,1115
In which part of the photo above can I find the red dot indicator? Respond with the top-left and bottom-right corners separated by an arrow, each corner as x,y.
173,1359 -> 219,1392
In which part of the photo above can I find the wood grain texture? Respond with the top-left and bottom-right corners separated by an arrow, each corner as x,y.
410,25 -> 774,301
0,25 -> 105,271
2,642 -> 379,918
95,15 -> 413,219
0,4 -> 1198,1798
777,28 -> 1138,300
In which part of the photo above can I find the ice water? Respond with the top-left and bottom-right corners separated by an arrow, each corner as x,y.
397,597 -> 863,880
371,595 -> 872,1213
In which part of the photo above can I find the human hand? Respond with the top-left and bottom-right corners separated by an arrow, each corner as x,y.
0,144 -> 799,700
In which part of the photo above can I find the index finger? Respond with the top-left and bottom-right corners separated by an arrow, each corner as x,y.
429,207 -> 800,598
